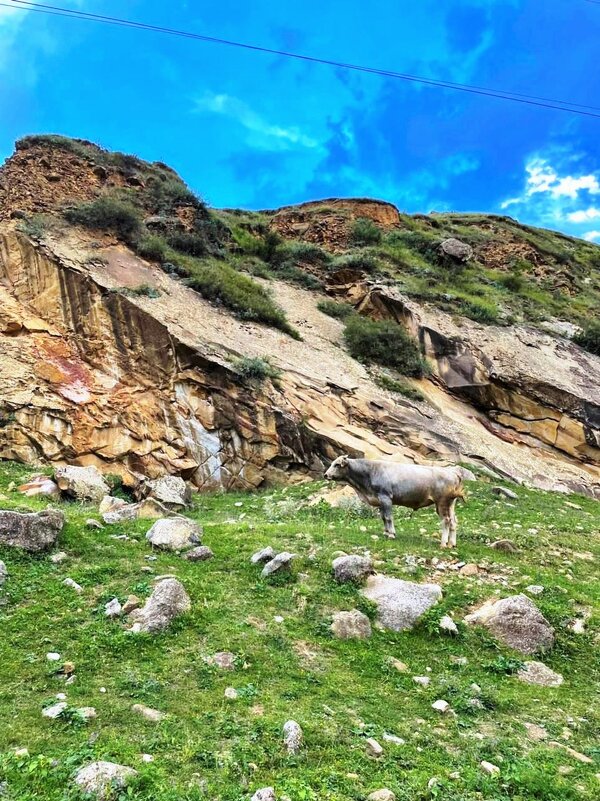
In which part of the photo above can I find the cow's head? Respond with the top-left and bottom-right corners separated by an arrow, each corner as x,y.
324,454 -> 350,481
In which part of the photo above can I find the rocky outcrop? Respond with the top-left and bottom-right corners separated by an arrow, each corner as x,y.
0,509 -> 64,552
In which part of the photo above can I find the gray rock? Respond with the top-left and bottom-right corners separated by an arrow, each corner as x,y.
525,585 -> 544,596
331,554 -> 373,584
99,496 -> 127,515
142,476 -> 190,508
74,761 -> 137,799
132,703 -> 165,722
439,238 -> 473,262
54,465 -> 109,503
63,578 -> 83,593
251,546 -> 276,564
146,517 -> 202,551
50,551 -> 68,564
368,789 -> 396,801
365,737 -> 384,757
439,614 -> 458,635
0,509 -> 64,552
86,519 -> 103,530
18,474 -> 60,498
490,539 -> 519,553
208,651 -> 236,670
76,706 -> 97,721
480,760 -> 500,776
105,598 -> 122,618
261,551 -> 296,577
0,560 -> 7,586
183,545 -> 214,561
331,609 -> 372,640
128,578 -> 191,633
283,719 -> 303,754
361,575 -> 442,632
251,789 -> 276,801
464,594 -> 555,654
102,497 -> 170,525
492,486 -> 519,500
42,701 -> 67,719
517,661 -> 564,687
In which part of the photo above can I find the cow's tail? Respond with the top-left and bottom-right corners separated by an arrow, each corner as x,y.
453,468 -> 467,504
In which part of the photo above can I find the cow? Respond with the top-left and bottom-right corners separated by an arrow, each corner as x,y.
324,455 -> 465,548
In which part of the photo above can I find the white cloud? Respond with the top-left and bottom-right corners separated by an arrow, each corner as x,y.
501,157 -> 600,210
195,91 -> 320,151
568,208 -> 600,223
583,230 -> 600,242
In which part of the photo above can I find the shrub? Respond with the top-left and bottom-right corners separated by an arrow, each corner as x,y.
282,241 -> 329,265
460,299 -> 500,324
117,284 -> 160,298
375,373 -> 425,401
274,264 -> 323,290
167,231 -> 210,257
317,300 -> 355,319
351,217 -> 382,246
329,251 -> 381,274
17,215 -> 47,239
135,235 -> 167,262
145,174 -> 204,212
573,321 -> 600,355
500,272 -> 524,292
232,356 -> 282,384
63,196 -> 141,242
343,316 -> 426,377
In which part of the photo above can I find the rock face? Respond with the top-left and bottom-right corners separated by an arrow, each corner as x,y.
74,762 -> 137,799
54,465 -> 109,503
128,578 -> 191,633
332,554 -> 373,583
361,575 -> 442,632
464,594 -> 555,654
331,609 -> 372,639
0,509 -> 64,552
146,517 -> 202,551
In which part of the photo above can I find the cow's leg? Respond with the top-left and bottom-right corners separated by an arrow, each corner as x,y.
449,498 -> 458,548
436,501 -> 451,548
378,495 -> 396,538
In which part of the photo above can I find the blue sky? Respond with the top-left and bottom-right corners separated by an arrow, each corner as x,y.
1,0 -> 600,241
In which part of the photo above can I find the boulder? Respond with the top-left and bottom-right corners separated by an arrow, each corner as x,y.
439,614 -> 458,635
74,762 -> 137,799
361,575 -> 442,632
490,539 -> 519,553
283,719 -> 303,754
492,486 -> 519,500
0,509 -> 64,552
251,789 -> 276,801
365,737 -> 384,757
131,703 -> 165,722
261,551 -> 296,577
99,496 -> 127,515
464,594 -> 555,654
331,554 -> 373,583
331,609 -> 372,640
251,546 -> 276,564
146,518 -> 202,551
183,545 -> 214,561
42,701 -> 67,719
128,578 -> 191,633
439,238 -> 473,262
517,661 -> 564,687
105,598 -> 122,618
18,474 -> 59,498
142,476 -> 190,508
54,465 -> 109,503
102,497 -> 170,524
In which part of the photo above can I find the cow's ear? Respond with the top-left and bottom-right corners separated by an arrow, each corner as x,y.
339,454 -> 349,466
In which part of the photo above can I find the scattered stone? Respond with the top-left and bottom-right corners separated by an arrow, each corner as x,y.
74,761 -> 137,799
361,575 -> 442,632
440,237 -> 473,262
208,651 -> 236,670
470,682 -> 482,695
42,701 -> 67,719
146,517 -> 202,551
517,661 -> 564,687
464,594 -> 555,654
50,551 -> 68,564
331,610 -> 372,640
99,496 -> 127,515
86,519 -> 103,530
18,475 -> 60,498
102,497 -> 171,525
367,790 -> 395,801
122,595 -> 141,614
569,619 -> 586,634
46,652 -> 61,661
251,788 -> 276,801
439,615 -> 458,635
77,707 -> 97,721
0,509 -> 64,552
390,658 -> 408,672
132,704 -> 165,723
331,554 -> 373,584
490,539 -> 519,553
0,560 -> 7,586
250,546 -> 276,564
141,754 -> 154,763
141,476 -> 190,509
459,563 -> 479,576
55,466 -> 110,504
523,722 -> 548,741
224,687 -> 238,700
492,486 -> 519,500
382,733 -> 406,745
261,551 -> 296,577
480,760 -> 500,776
525,585 -> 544,596
63,577 -> 83,593
128,578 -> 191,633
183,545 -> 214,561
548,742 -> 593,764
450,655 -> 468,666
105,598 -> 122,618
413,676 -> 430,687
283,720 -> 303,754
432,700 -> 450,713
365,737 -> 384,758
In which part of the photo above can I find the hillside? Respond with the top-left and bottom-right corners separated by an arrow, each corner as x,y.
0,135 -> 599,499
1,462 -> 599,800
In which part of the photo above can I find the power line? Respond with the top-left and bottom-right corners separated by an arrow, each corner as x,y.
6,0 -> 600,118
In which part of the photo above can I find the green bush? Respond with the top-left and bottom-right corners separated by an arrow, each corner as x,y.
500,272 -> 524,292
460,299 -> 500,324
573,321 -> 600,355
232,356 -> 282,383
282,241 -> 329,265
343,316 -> 426,376
145,174 -> 203,212
135,235 -> 167,262
115,284 -> 160,299
330,251 -> 381,274
63,195 -> 142,243
351,217 -> 382,246
317,300 -> 355,319
166,231 -> 210,257
375,373 -> 424,401
16,215 -> 47,239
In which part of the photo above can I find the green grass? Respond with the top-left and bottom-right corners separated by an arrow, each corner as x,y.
0,461 -> 599,800
343,316 -> 427,377
316,300 -> 355,320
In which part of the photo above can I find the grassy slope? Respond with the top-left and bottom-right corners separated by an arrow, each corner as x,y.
1,462 -> 599,801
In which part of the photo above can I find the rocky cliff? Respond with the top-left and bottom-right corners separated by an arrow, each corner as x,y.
1,136 -> 599,497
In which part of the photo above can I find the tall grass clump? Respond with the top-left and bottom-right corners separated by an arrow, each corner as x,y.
343,316 -> 426,376
573,321 -> 600,356
63,195 -> 141,243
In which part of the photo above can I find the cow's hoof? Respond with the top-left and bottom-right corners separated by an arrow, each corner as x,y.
385,533 -> 396,539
